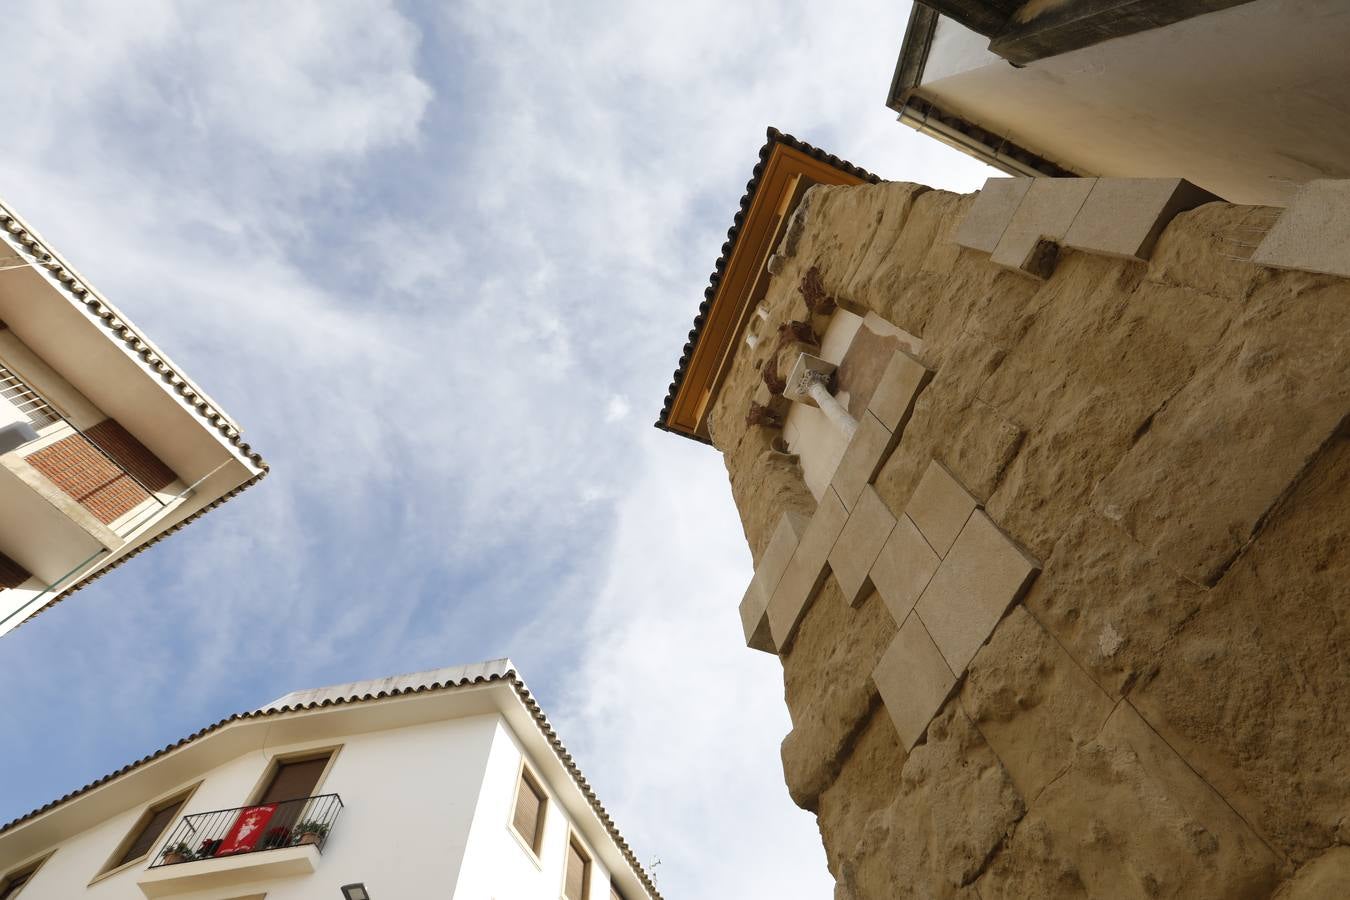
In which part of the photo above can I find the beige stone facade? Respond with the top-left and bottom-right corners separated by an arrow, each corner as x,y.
701,177 -> 1350,898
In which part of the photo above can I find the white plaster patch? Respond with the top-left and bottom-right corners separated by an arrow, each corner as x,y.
1098,622 -> 1124,658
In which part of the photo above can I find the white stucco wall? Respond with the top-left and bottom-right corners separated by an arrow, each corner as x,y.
7,711 -> 626,900
452,721 -> 618,899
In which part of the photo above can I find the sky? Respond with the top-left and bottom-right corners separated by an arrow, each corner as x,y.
0,3 -> 993,896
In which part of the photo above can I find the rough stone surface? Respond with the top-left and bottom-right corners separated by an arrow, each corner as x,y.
1062,177 -> 1219,261
828,486 -> 897,606
961,606 -> 1115,801
1092,272 -> 1350,586
1128,434 -> 1350,863
841,704 -> 1024,899
977,703 -> 1279,900
916,511 -> 1041,674
870,513 -> 940,626
701,177 -> 1350,896
780,580 -> 896,812
815,704 -> 907,885
1271,847 -> 1350,899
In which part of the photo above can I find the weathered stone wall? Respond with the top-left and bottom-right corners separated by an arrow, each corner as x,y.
708,179 -> 1350,898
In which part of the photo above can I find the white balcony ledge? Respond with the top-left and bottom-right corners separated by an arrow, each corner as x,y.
135,844 -> 319,898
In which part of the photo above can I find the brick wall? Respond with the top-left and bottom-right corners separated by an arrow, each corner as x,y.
0,550 -> 29,590
26,419 -> 177,526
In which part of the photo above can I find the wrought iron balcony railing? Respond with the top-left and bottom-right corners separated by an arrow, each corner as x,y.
150,794 -> 343,868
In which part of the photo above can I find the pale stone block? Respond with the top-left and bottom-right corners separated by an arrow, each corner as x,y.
955,177 -> 1034,253
829,410 -> 896,511
767,489 -> 849,651
916,511 -> 1041,674
828,485 -> 897,606
866,349 -> 933,433
905,460 -> 978,558
872,612 -> 958,750
1252,179 -> 1350,277
870,513 -> 941,626
990,178 -> 1097,278
1063,177 -> 1219,261
739,511 -> 809,653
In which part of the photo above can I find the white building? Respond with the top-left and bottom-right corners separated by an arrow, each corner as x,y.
0,660 -> 659,900
0,196 -> 265,636
889,0 -> 1350,206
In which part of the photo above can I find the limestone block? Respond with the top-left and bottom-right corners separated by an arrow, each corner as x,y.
873,613 -> 958,750
1272,848 -> 1350,900
905,460 -> 978,558
780,582 -> 897,811
847,704 -> 1024,898
815,704 -> 907,884
828,486 -> 897,606
768,488 -> 849,651
870,513 -> 940,626
1252,179 -> 1350,277
977,703 -> 1279,899
916,511 -> 1040,674
739,511 -> 809,653
829,410 -> 896,512
1091,273 -> 1350,586
837,314 -> 925,420
955,177 -> 1033,253
1126,437 -> 1350,861
1062,178 -> 1219,261
960,606 -> 1115,801
991,178 -> 1097,278
1022,511 -> 1206,699
865,349 -> 933,433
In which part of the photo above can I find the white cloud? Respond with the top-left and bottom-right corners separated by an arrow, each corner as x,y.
0,1 -> 997,895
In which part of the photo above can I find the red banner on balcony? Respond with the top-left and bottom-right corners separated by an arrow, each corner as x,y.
215,804 -> 278,856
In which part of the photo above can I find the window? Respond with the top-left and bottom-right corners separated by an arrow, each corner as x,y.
564,836 -> 590,900
610,885 -> 625,900
0,363 -> 59,430
109,792 -> 190,870
0,862 -> 38,899
511,766 -> 547,856
257,754 -> 330,804
250,750 -> 334,838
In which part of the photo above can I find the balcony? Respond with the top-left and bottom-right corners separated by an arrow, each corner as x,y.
0,413 -> 191,634
136,794 -> 343,899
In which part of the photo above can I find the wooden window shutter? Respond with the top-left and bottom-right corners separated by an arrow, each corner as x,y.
565,837 -> 590,900
512,768 -> 545,853
116,796 -> 188,867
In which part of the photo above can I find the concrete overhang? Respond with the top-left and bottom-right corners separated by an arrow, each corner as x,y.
888,0 -> 1350,206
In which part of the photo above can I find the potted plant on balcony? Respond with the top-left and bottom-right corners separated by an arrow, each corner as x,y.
260,826 -> 292,849
292,820 -> 329,846
160,841 -> 193,865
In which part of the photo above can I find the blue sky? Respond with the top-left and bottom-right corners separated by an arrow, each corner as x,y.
0,3 -> 992,896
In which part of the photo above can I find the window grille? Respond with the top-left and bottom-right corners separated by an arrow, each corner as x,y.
0,363 -> 59,429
